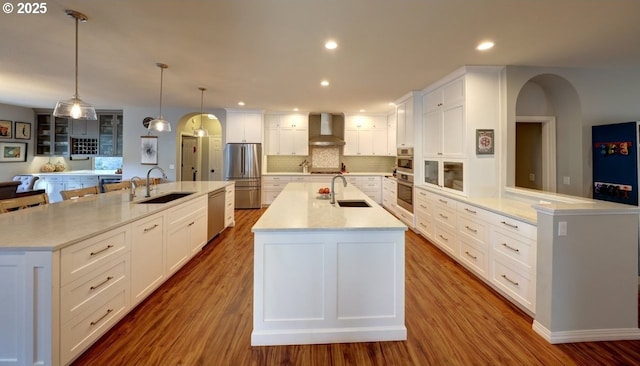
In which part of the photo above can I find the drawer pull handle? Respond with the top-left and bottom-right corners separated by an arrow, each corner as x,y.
501,274 -> 519,286
438,199 -> 447,204
439,213 -> 448,219
420,204 -> 427,209
438,234 -> 448,242
465,208 -> 477,214
419,222 -> 427,228
144,224 -> 159,232
188,221 -> 195,227
419,192 -> 426,196
465,225 -> 477,233
90,245 -> 114,256
90,308 -> 113,326
464,251 -> 477,260
90,276 -> 114,291
501,243 -> 520,253
500,221 -> 519,229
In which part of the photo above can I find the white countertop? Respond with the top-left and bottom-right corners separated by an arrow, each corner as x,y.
0,181 -> 232,251
252,182 -> 407,232
263,172 -> 394,177
35,170 -> 121,176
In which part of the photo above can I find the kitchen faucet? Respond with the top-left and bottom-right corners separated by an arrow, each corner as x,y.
330,174 -> 347,204
129,176 -> 143,201
145,166 -> 167,197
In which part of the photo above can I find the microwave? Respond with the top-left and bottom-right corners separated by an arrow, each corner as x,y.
397,147 -> 414,174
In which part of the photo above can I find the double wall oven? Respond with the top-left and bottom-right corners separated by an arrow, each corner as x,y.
396,148 -> 413,211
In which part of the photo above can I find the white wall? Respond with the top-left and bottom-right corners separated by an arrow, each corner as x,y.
0,103 -> 41,180
505,66 -> 640,198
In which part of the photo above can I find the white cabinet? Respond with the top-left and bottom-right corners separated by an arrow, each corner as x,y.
265,113 -> 308,155
225,183 -> 235,227
262,175 -> 290,205
35,174 -> 100,202
344,114 -> 388,156
414,188 -> 434,240
396,96 -> 414,147
382,177 -> 397,214
226,110 -> 263,143
419,66 -> 502,197
423,77 -> 464,157
387,110 -> 397,155
456,202 -> 490,278
166,196 -> 207,275
131,212 -> 165,305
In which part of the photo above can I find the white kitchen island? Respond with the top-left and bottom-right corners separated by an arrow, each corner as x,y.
251,182 -> 407,346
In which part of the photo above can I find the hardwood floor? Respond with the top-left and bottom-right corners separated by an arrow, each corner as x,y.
73,208 -> 640,366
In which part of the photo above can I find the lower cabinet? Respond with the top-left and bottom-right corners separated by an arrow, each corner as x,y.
131,212 -> 165,305
166,196 -> 207,275
413,186 -> 537,314
225,184 -> 235,227
36,175 -> 101,203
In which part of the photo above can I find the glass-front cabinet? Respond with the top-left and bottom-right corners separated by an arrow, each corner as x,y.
36,114 -> 70,156
424,159 -> 464,193
98,112 -> 123,156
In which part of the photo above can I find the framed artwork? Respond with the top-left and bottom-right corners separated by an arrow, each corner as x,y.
476,129 -> 495,155
14,121 -> 31,140
141,136 -> 158,165
0,142 -> 27,162
0,120 -> 12,139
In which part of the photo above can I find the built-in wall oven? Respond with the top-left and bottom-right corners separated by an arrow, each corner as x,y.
397,147 -> 414,174
396,172 -> 413,212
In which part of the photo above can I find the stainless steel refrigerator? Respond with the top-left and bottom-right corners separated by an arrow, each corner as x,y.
224,143 -> 262,209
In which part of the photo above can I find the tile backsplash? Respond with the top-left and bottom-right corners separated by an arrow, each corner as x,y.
266,153 -> 395,173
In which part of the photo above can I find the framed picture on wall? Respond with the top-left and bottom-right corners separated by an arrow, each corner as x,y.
0,120 -> 12,139
0,142 -> 27,162
14,121 -> 31,140
141,136 -> 158,165
476,129 -> 495,155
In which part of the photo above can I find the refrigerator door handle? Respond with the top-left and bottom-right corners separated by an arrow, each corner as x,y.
241,145 -> 245,175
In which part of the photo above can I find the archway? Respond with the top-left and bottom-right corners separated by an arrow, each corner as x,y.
175,114 -> 223,181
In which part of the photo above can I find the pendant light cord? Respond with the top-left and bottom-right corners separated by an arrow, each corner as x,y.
200,87 -> 205,128
74,14 -> 79,100
158,66 -> 164,118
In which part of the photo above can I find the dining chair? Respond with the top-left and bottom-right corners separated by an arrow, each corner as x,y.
0,192 -> 50,213
60,186 -> 100,200
103,181 -> 131,192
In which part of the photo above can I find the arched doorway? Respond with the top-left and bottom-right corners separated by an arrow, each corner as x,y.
176,114 -> 223,181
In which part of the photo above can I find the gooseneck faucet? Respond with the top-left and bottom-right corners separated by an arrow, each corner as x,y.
330,174 -> 347,204
145,166 -> 167,197
129,176 -> 143,201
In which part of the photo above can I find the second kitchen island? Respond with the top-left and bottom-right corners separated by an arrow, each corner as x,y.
251,181 -> 407,346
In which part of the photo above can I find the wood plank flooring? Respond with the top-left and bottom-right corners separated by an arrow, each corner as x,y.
72,208 -> 640,366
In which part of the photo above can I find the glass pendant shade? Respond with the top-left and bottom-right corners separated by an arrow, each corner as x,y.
54,10 -> 96,120
193,87 -> 209,137
54,96 -> 97,120
148,63 -> 172,132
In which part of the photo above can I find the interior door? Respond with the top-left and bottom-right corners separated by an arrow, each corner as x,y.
181,136 -> 198,181
209,136 -> 222,181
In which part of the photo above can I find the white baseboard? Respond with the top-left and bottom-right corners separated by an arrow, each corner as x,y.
251,326 -> 407,346
533,320 -> 640,344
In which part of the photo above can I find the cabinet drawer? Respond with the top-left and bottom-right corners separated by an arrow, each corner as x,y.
433,195 -> 456,210
492,230 -> 534,269
490,254 -> 534,311
168,196 -> 206,224
263,176 -> 289,183
289,176 -> 307,182
457,202 -> 491,222
263,181 -> 288,190
459,237 -> 487,278
488,213 -> 536,240
60,254 -> 129,325
61,226 -> 129,286
415,215 -> 433,239
414,198 -> 431,217
434,223 -> 456,256
433,205 -> 456,229
457,215 -> 488,245
360,181 -> 381,190
60,286 -> 129,365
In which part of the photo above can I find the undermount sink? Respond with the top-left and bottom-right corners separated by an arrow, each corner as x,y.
137,192 -> 195,204
337,199 -> 371,208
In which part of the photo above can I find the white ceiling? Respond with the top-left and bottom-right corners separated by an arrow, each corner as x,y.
2,0 -> 640,115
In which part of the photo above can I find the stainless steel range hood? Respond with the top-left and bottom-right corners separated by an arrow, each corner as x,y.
308,113 -> 345,146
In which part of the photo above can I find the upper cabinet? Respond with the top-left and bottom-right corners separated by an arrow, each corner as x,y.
98,112 -> 123,156
344,114 -> 390,156
265,113 -> 308,155
419,66 -> 503,197
36,113 -> 70,156
387,110 -> 397,155
226,110 -> 263,143
396,95 -> 415,147
423,78 -> 464,157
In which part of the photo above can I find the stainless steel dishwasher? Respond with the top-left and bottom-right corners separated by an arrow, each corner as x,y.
208,188 -> 226,242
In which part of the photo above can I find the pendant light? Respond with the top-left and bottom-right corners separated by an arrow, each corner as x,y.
53,9 -> 97,120
193,87 -> 209,137
147,63 -> 172,132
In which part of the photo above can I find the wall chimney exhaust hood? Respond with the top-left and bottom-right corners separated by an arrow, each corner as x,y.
309,113 -> 345,146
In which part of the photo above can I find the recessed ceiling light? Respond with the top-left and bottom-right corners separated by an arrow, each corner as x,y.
293,108 -> 299,111
320,80 -> 330,87
388,102 -> 396,106
238,101 -> 245,106
476,41 -> 495,51
359,109 -> 365,112
325,40 -> 338,50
